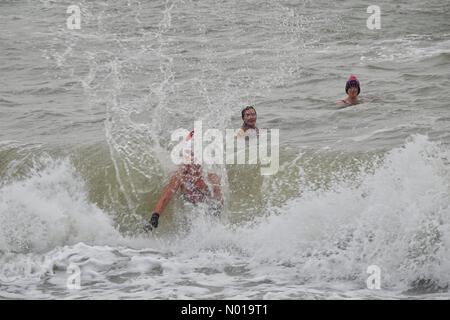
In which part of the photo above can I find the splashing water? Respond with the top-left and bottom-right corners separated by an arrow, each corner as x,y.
1,136 -> 450,298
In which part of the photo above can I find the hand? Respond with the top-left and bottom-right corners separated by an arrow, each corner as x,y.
144,212 -> 160,232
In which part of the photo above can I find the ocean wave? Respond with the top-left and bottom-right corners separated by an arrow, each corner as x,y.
0,158 -> 122,253
1,135 -> 449,297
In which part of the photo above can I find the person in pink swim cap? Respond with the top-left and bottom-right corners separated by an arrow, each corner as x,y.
337,74 -> 361,106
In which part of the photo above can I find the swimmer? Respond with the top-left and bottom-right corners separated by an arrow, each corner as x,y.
144,130 -> 223,231
337,74 -> 361,106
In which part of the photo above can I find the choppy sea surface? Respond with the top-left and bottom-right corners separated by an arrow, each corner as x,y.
1,0 -> 450,299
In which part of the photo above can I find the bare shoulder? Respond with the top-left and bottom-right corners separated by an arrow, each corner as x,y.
171,168 -> 184,183
235,128 -> 246,138
235,127 -> 258,138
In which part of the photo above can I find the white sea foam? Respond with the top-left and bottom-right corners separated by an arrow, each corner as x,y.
2,135 -> 449,298
0,158 -> 122,254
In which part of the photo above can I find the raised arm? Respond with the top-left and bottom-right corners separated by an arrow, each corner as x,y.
144,171 -> 182,231
153,172 -> 182,214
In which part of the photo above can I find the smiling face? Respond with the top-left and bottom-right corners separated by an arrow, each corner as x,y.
243,108 -> 257,128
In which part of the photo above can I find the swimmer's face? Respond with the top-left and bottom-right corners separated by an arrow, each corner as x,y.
348,86 -> 358,98
243,108 -> 257,127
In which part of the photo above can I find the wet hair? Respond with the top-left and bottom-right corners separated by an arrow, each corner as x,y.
241,106 -> 256,119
